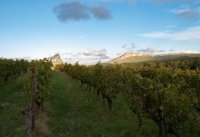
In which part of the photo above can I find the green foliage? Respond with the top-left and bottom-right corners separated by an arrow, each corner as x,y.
0,76 -> 30,137
1,57 -> 200,137
59,57 -> 200,137
0,58 -> 29,85
26,59 -> 53,108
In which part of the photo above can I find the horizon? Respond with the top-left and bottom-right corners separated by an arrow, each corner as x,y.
1,0 -> 200,64
2,51 -> 200,66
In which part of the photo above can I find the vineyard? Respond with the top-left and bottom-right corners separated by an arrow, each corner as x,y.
0,57 -> 200,137
57,58 -> 200,137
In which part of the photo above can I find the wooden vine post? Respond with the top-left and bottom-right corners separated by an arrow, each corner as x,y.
31,67 -> 37,132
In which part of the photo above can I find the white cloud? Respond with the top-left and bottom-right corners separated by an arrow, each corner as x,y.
60,49 -> 110,65
170,7 -> 200,20
79,49 -> 108,57
180,50 -> 200,54
147,0 -> 200,4
64,57 -> 103,65
140,26 -> 200,40
137,47 -> 165,53
78,36 -> 87,39
94,0 -> 136,3
96,0 -> 200,4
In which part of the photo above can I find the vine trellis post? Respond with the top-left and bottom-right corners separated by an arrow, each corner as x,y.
31,67 -> 37,132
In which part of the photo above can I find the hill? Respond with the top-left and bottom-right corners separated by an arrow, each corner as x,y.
109,52 -> 200,64
48,54 -> 63,69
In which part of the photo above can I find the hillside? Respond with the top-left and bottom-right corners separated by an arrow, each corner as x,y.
109,52 -> 200,64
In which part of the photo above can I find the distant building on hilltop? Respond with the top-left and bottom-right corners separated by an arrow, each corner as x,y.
48,54 -> 63,69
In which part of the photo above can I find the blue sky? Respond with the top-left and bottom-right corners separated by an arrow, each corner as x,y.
0,0 -> 200,61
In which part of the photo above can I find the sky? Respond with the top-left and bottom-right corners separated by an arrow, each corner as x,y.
0,0 -> 200,63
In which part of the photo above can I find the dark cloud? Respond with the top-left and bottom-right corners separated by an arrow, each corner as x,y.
90,6 -> 112,20
53,2 -> 90,22
53,2 -> 111,22
137,47 -> 165,53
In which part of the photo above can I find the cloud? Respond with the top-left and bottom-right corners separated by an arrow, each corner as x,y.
61,52 -> 80,58
65,57 -> 110,65
127,43 -> 136,51
140,26 -> 200,40
171,7 -> 200,20
79,49 -> 109,57
121,43 -> 128,48
78,36 -> 87,39
169,49 -> 176,52
61,49 -> 110,65
53,2 -> 90,22
137,47 -> 165,53
180,50 -> 200,54
148,0 -> 177,4
147,0 -> 200,4
90,0 -> 136,4
108,0 -> 200,4
62,49 -> 109,58
53,2 -> 111,22
62,49 -> 110,65
90,6 -> 112,20
122,43 -> 136,52
130,43 -> 136,49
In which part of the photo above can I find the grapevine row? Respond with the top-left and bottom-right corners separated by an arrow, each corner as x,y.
0,58 -> 53,136
0,58 -> 29,84
57,58 -> 200,137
